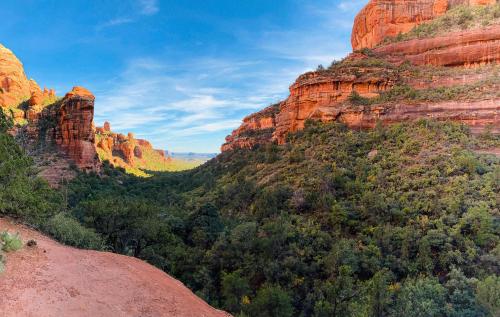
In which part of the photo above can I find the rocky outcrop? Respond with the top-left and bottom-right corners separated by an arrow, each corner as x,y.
375,25 -> 500,66
95,121 -> 171,172
274,67 -> 399,143
0,44 -> 32,107
351,0 -> 497,50
0,217 -> 231,317
320,99 -> 499,133
222,104 -> 280,151
35,87 -> 100,171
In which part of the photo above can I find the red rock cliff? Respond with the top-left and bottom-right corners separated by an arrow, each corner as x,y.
0,44 -> 33,107
0,43 -> 103,182
351,0 -> 497,50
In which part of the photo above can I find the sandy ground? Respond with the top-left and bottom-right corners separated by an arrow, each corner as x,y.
0,218 -> 231,317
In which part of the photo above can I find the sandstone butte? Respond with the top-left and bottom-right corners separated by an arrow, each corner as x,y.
0,218 -> 231,317
221,0 -> 500,151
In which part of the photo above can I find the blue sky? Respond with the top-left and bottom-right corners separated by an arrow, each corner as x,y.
1,0 -> 367,152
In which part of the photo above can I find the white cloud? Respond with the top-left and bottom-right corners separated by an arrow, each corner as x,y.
93,55 -> 293,151
138,0 -> 159,15
96,17 -> 134,30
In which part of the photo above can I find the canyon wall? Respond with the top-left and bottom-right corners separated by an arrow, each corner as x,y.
374,25 -> 500,66
351,0 -> 497,50
222,0 -> 500,151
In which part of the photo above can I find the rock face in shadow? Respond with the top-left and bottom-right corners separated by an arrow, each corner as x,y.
0,217 -> 231,317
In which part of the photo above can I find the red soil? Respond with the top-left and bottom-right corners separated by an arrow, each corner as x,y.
0,218 -> 231,317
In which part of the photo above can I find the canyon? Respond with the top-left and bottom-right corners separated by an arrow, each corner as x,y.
222,0 -> 500,151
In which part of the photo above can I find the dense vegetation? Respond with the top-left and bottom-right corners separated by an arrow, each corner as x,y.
0,109 -> 103,249
66,120 -> 499,316
0,104 -> 498,316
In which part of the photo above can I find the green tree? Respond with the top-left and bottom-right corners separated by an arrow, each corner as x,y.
476,275 -> 500,317
246,285 -> 293,317
314,265 -> 361,317
367,269 -> 394,317
445,268 -> 486,317
222,270 -> 251,313
0,108 -> 13,133
188,203 -> 223,248
393,277 -> 446,317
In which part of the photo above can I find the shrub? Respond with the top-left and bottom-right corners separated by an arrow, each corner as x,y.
348,91 -> 370,106
0,231 -> 23,252
45,213 -> 104,250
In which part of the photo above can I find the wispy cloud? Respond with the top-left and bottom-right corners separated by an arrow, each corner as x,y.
96,17 -> 134,31
94,55 -> 293,152
92,0 -> 366,152
138,0 -> 159,15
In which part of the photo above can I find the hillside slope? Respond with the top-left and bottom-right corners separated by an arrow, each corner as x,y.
65,120 -> 500,316
0,217 -> 230,317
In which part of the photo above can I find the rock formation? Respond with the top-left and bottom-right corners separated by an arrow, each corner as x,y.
95,121 -> 171,174
374,25 -> 500,66
51,87 -> 99,170
351,0 -> 497,50
0,43 -> 101,184
222,0 -> 500,151
222,104 -> 279,151
0,44 -> 32,107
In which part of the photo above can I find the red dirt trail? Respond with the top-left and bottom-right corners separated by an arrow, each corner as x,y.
0,218 -> 231,317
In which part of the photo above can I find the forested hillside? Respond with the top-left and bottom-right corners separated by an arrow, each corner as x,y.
1,104 -> 499,316
64,120 -> 499,316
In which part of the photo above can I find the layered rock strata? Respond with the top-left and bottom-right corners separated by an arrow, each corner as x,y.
351,0 -> 497,50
